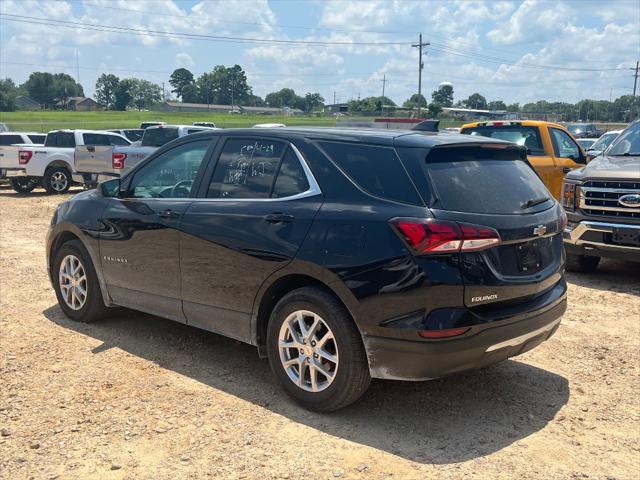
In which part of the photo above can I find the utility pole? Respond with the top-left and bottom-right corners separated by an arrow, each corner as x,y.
162,82 -> 165,101
333,91 -> 336,105
631,60 -> 639,120
75,49 -> 80,85
381,74 -> 387,99
412,33 -> 429,119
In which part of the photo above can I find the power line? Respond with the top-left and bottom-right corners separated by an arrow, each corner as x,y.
0,14 -> 413,46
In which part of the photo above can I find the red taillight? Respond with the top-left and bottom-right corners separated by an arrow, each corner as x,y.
391,219 -> 501,254
418,327 -> 470,339
19,150 -> 32,165
112,152 -> 127,169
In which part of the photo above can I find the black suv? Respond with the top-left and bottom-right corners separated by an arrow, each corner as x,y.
47,128 -> 567,411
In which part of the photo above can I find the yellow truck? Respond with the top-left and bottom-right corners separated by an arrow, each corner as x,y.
460,120 -> 587,200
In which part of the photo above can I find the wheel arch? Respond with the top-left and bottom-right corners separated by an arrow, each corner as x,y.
251,266 -> 360,355
46,159 -> 74,172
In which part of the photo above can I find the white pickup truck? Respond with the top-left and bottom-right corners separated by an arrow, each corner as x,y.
2,130 -> 130,194
74,124 -> 218,179
0,132 -> 47,191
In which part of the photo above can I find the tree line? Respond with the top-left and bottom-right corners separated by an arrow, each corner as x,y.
0,66 -> 637,122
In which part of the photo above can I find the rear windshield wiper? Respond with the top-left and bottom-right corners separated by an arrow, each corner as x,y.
521,197 -> 550,209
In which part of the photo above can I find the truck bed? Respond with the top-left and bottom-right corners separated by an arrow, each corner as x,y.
74,145 -> 156,176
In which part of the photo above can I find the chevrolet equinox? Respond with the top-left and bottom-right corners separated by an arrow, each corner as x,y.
47,128 -> 567,411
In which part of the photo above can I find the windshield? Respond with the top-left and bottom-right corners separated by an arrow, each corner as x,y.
607,122 -> 640,156
590,132 -> 618,151
141,127 -> 179,147
567,124 -> 585,134
461,126 -> 545,156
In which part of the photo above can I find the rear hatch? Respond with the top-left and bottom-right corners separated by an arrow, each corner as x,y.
396,143 -> 564,308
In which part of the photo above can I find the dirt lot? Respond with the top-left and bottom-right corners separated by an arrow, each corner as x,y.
1,186 -> 638,480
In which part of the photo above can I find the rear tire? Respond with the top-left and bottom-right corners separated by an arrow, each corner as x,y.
566,253 -> 600,273
10,177 -> 37,193
44,167 -> 71,194
52,239 -> 109,322
266,287 -> 371,412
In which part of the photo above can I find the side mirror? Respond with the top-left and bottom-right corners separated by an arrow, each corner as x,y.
98,178 -> 121,198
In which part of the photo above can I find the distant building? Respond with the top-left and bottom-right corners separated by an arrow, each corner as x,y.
325,103 -> 349,114
15,95 -> 41,111
240,105 -> 283,115
442,107 -> 516,120
160,101 -> 240,113
56,97 -> 100,111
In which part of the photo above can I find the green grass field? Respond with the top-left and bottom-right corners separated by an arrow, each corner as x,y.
0,111 -> 338,132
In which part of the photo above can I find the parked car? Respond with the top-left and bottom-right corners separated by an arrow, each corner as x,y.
460,120 -> 587,200
253,123 -> 286,128
585,129 -> 622,159
4,130 -> 130,194
48,128 -> 567,411
565,123 -> 603,139
576,138 -> 597,150
193,122 -> 216,128
75,125 -> 218,178
0,132 -> 47,187
108,129 -> 144,143
562,120 -> 640,272
139,121 -> 165,130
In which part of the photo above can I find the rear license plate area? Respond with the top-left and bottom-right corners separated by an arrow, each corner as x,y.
516,240 -> 543,273
612,228 -> 640,246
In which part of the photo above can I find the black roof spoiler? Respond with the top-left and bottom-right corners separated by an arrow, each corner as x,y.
411,120 -> 439,132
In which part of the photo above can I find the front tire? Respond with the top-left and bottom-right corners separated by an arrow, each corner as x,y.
566,253 -> 600,273
267,287 -> 371,412
52,239 -> 109,322
44,167 -> 71,194
10,177 -> 38,193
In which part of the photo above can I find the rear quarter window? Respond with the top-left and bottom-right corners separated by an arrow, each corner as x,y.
318,141 -> 422,206
0,135 -> 24,145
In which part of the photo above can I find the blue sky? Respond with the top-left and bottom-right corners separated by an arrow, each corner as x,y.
1,0 -> 639,105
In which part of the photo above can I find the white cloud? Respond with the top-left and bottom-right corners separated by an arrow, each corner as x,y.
175,52 -> 195,69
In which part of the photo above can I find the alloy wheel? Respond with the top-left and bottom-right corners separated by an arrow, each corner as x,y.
278,310 -> 339,392
58,254 -> 87,310
51,171 -> 68,192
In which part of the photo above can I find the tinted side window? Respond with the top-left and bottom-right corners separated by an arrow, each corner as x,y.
28,135 -> 46,144
45,132 -> 58,147
272,148 -> 310,198
58,132 -> 76,148
128,140 -> 211,198
83,133 -> 111,146
109,135 -> 130,146
0,135 -> 24,145
124,130 -> 144,142
318,141 -> 422,205
550,128 -> 580,159
207,138 -> 285,199
141,128 -> 179,147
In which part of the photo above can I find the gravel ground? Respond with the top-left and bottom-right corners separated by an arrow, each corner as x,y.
1,186 -> 639,480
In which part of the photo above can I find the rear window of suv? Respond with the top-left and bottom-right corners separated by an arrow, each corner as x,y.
461,125 -> 545,156
318,141 -> 422,206
141,127 -> 179,147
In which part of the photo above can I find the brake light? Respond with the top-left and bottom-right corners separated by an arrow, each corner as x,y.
391,219 -> 501,254
18,150 -> 32,164
418,327 -> 470,339
112,152 -> 127,169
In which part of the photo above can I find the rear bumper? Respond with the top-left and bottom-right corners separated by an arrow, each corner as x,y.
563,220 -> 640,261
364,295 -> 566,381
4,168 -> 27,177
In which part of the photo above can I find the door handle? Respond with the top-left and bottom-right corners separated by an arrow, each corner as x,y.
264,212 -> 295,224
562,167 -> 571,174
158,209 -> 181,219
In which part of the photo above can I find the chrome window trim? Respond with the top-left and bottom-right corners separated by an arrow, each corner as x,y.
123,141 -> 322,203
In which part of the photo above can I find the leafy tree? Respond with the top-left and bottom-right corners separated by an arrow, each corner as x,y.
0,78 -> 19,111
463,93 -> 487,110
196,65 -> 252,105
114,79 -> 134,111
51,73 -> 84,107
348,96 -> 396,113
22,72 -> 55,107
245,93 -> 266,107
95,74 -> 120,109
169,68 -> 195,100
506,103 -> 520,112
403,93 -> 427,109
427,102 -> 443,117
303,92 -> 325,112
181,82 -> 200,103
131,79 -> 162,110
431,84 -> 454,107
265,88 -> 303,109
488,100 -> 507,111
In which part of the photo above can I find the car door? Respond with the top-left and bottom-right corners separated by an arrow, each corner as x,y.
98,138 -> 216,321
548,127 -> 585,200
179,136 -> 323,342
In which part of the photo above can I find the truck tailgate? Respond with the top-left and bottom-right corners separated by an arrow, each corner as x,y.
74,146 -> 155,176
0,147 -> 20,169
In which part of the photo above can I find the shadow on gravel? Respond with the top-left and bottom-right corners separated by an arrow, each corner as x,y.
566,258 -> 640,293
44,304 -> 569,464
